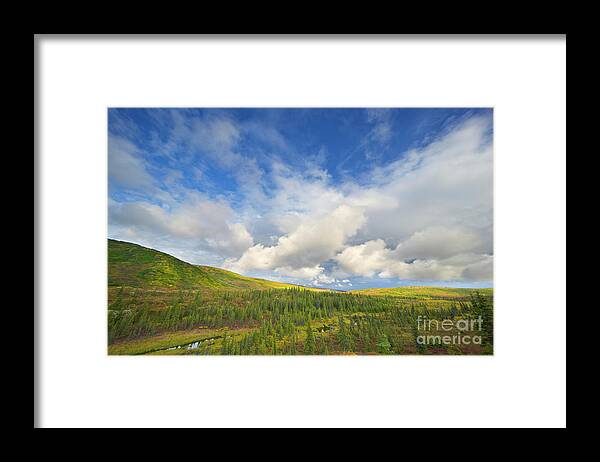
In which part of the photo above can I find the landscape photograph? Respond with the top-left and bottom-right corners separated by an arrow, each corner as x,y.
108,108 -> 493,356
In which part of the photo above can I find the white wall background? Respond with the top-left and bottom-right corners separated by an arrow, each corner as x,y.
36,36 -> 566,428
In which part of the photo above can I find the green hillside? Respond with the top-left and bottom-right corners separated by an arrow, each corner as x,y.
108,240 -> 494,355
351,286 -> 493,299
108,239 -> 296,290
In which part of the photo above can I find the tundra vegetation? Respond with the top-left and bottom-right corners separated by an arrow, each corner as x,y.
108,239 -> 493,356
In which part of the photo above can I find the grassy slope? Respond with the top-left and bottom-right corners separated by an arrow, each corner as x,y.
108,239 -> 296,290
350,286 -> 493,298
108,240 -> 493,354
108,239 -> 492,296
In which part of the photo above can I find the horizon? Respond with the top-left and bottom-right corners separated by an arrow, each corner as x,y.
107,237 -> 492,291
108,108 -> 493,290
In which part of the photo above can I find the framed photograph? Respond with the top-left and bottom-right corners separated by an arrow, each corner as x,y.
35,35 -> 566,428
107,107 -> 494,357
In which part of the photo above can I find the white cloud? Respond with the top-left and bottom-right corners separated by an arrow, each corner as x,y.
185,114 -> 271,205
242,120 -> 289,152
109,193 -> 253,260
354,115 -> 493,249
276,265 -> 324,280
311,273 -> 337,286
366,108 -> 393,145
394,226 -> 487,261
226,204 -> 365,278
335,239 -> 390,277
189,116 -> 241,167
225,114 -> 493,282
109,110 -> 493,284
108,137 -> 155,191
335,237 -> 493,282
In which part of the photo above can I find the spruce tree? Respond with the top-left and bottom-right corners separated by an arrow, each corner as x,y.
376,333 -> 392,354
304,323 -> 315,355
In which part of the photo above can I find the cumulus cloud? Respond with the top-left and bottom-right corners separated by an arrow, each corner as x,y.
354,115 -> 493,248
394,226 -> 488,261
109,109 -> 493,284
225,113 -> 493,282
275,266 -> 324,280
109,193 -> 253,260
226,204 -> 365,277
335,237 -> 492,282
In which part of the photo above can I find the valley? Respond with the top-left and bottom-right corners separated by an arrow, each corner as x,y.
108,239 -> 493,355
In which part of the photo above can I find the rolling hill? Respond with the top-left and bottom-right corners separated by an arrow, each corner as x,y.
108,239 -> 297,290
108,239 -> 494,355
109,239 -> 493,298
350,286 -> 493,299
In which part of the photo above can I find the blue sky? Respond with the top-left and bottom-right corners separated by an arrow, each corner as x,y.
108,108 -> 493,290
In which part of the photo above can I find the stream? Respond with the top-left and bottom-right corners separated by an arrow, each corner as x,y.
167,336 -> 219,351
144,323 -> 335,354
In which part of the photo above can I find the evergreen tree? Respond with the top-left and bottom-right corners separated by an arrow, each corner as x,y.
337,316 -> 354,352
304,323 -> 315,355
376,333 -> 392,354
